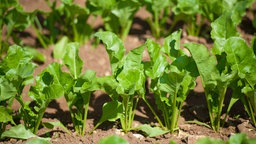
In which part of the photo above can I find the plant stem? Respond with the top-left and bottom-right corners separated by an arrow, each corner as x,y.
120,20 -> 132,41
32,17 -> 48,48
216,87 -> 227,131
153,11 -> 160,38
170,93 -> 178,133
34,101 -> 49,134
143,97 -> 165,128
81,92 -> 91,136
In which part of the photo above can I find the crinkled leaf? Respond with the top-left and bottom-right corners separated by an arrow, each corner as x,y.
94,31 -> 125,74
184,43 -> 219,87
111,0 -> 140,28
134,124 -> 169,137
123,45 -> 145,70
0,77 -> 17,101
173,0 -> 200,15
0,106 -> 14,124
43,121 -> 71,134
116,68 -> 145,96
1,45 -> 36,78
116,45 -> 146,96
162,29 -> 183,60
53,36 -> 69,60
75,70 -> 97,92
63,43 -> 83,79
171,55 -> 199,77
29,63 -> 64,101
99,135 -> 129,144
211,13 -> 238,55
145,39 -> 167,79
158,66 -> 195,105
224,37 -> 256,85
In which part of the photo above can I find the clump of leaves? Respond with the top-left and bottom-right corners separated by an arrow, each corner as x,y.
34,0 -> 92,48
0,45 -> 36,134
91,31 -> 146,133
144,30 -> 197,132
86,0 -> 141,40
0,0 -> 35,54
60,42 -> 97,136
140,0 -> 174,38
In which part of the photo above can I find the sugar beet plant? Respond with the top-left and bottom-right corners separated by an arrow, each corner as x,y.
0,45 -> 36,134
34,0 -> 93,48
58,42 -> 97,136
144,30 -> 197,132
91,31 -> 146,133
223,37 -> 256,128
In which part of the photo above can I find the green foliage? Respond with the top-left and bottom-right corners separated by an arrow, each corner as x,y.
184,42 -> 236,131
59,42 -> 97,135
0,0 -> 35,54
140,0 -> 173,38
223,37 -> 256,127
34,0 -> 92,47
98,135 -> 129,144
87,0 -> 140,40
133,124 -> 169,137
145,30 -> 196,132
93,31 -> 146,133
196,133 -> 256,144
1,124 -> 49,141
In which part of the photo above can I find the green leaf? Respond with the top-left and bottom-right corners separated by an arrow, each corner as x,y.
94,76 -> 118,99
1,124 -> 37,140
26,138 -> 52,144
123,45 -> 145,70
93,101 -> 123,131
29,63 -> 64,101
196,137 -> 225,144
94,31 -> 125,74
111,0 -> 140,28
24,47 -> 46,63
210,13 -> 238,55
184,43 -> 219,87
5,7 -> 35,31
0,106 -> 14,124
43,121 -> 71,134
63,42 -> 83,79
116,46 -> 146,96
134,124 -> 169,137
162,29 -> 183,60
98,135 -> 129,144
145,39 -> 167,79
0,77 -> 17,101
224,37 -> 256,85
53,36 -> 69,60
0,0 -> 17,9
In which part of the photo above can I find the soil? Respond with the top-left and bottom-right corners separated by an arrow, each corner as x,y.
1,1 -> 256,144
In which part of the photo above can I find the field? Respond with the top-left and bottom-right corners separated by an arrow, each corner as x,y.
1,0 -> 256,144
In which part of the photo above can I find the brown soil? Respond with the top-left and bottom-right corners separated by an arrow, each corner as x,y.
1,1 -> 256,144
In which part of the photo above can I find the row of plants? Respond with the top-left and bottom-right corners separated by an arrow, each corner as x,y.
1,0 -> 255,56
1,0 -> 256,143
1,7 -> 256,141
99,133 -> 256,144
